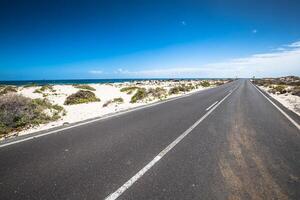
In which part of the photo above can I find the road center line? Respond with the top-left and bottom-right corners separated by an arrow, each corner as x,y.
105,90 -> 235,200
250,81 -> 300,131
206,101 -> 218,111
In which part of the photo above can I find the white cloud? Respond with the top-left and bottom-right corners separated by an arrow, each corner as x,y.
288,41 -> 300,47
89,70 -> 103,74
115,41 -> 300,78
274,47 -> 286,51
116,67 -> 213,78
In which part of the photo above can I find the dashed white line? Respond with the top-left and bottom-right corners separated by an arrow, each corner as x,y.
250,81 -> 300,131
205,101 -> 218,111
105,90 -> 235,200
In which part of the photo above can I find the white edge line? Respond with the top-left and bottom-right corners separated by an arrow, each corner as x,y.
250,81 -> 300,131
0,87 -> 215,148
105,90 -> 235,200
205,101 -> 218,111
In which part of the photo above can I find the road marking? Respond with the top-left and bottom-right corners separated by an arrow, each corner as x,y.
206,101 -> 218,111
251,81 -> 300,131
0,87 -> 215,148
105,90 -> 235,200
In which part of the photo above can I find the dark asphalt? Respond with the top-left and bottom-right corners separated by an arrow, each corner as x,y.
0,80 -> 299,200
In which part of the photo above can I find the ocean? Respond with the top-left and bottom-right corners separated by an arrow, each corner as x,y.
0,78 -> 217,86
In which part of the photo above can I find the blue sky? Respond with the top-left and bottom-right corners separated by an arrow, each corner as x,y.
0,0 -> 300,80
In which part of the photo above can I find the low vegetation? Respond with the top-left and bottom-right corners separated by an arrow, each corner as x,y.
64,90 -> 100,105
34,85 -> 56,94
168,86 -> 180,94
0,93 -> 65,137
120,86 -> 140,94
147,87 -> 167,99
215,81 -> 225,86
200,81 -> 211,87
112,97 -> 124,103
268,85 -> 287,94
0,86 -> 17,95
23,83 -> 38,88
254,76 -> 300,97
103,97 -> 124,107
291,86 -> 300,96
130,88 -> 147,103
168,84 -> 195,95
73,84 -> 96,91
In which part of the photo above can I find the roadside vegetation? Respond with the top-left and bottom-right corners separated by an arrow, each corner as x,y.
200,80 -> 211,87
129,87 -> 168,103
103,97 -> 124,107
130,88 -> 147,103
168,84 -> 195,95
0,86 -> 18,95
147,87 -> 167,99
23,83 -> 38,88
268,85 -> 287,94
64,90 -> 100,105
34,85 -> 56,94
0,93 -> 65,137
73,84 -> 96,91
120,86 -> 140,94
253,76 -> 300,97
291,86 -> 300,96
253,76 -> 300,87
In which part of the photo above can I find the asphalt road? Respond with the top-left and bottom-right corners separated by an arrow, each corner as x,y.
0,79 -> 299,200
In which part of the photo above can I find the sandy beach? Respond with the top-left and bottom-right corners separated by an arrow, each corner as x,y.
0,79 -> 229,139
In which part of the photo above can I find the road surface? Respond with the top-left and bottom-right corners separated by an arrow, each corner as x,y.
0,79 -> 299,200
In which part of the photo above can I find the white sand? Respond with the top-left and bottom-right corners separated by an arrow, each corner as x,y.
259,86 -> 300,116
4,80 -> 226,138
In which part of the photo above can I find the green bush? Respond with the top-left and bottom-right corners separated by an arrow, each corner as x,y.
73,84 -> 96,91
169,86 -> 180,95
168,84 -> 195,95
112,97 -> 124,103
269,85 -> 287,94
64,90 -> 100,105
130,88 -> 147,103
34,85 -> 55,93
0,86 -> 17,95
0,94 -> 65,137
200,81 -> 210,87
120,86 -> 140,94
103,97 -> 124,107
148,87 -> 167,99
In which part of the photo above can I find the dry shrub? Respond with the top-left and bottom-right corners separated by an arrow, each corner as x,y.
64,90 -> 100,105
73,84 -> 96,91
0,94 -> 64,137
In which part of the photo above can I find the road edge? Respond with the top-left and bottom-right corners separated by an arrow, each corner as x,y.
250,81 -> 300,131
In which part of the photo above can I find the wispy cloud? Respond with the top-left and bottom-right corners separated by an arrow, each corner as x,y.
89,70 -> 103,74
115,67 -> 214,78
203,41 -> 300,77
287,41 -> 300,47
114,40 -> 300,78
